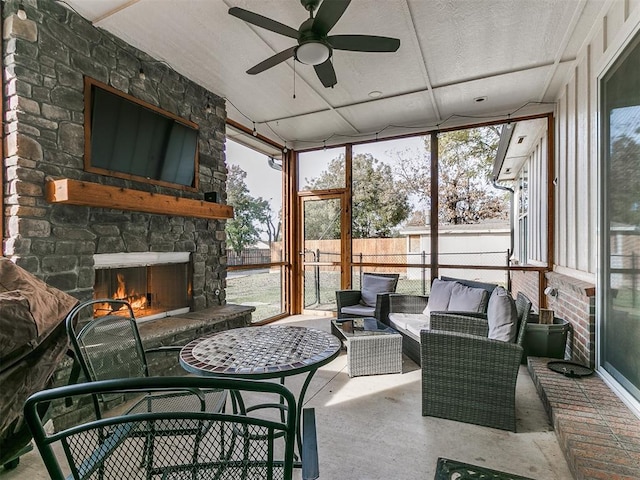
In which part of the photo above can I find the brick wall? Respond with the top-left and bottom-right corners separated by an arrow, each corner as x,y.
511,269 -> 596,367
545,271 -> 596,368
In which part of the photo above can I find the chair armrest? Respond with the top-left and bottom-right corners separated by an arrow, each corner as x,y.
302,408 -> 319,480
420,329 -> 523,385
430,312 -> 489,337
336,290 -> 362,311
389,294 -> 429,314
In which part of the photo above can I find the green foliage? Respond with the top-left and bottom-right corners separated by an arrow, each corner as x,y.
225,164 -> 269,256
304,153 -> 411,238
609,133 -> 640,226
395,126 -> 509,224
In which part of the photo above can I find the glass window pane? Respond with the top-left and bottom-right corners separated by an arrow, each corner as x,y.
601,31 -> 640,400
298,147 -> 345,190
437,126 -> 510,286
226,267 -> 284,323
225,140 -> 283,265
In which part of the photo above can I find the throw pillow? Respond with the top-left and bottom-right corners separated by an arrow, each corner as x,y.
360,275 -> 397,308
423,279 -> 456,316
447,282 -> 489,312
487,286 -> 518,342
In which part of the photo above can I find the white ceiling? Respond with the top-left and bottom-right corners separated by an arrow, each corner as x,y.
60,0 -> 607,151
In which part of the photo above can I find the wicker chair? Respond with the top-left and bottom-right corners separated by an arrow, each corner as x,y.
25,376 -> 318,480
420,292 -> 533,432
336,273 -> 399,322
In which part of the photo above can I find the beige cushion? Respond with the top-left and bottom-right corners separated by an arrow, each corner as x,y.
360,275 -> 396,307
0,258 -> 78,340
487,286 -> 518,342
423,279 -> 456,315
388,312 -> 430,331
447,282 -> 488,313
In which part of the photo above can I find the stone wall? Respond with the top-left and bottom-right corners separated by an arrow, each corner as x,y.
2,0 -> 229,308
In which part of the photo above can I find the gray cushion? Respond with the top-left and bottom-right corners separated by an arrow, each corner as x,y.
341,304 -> 375,316
423,279 -> 456,315
487,286 -> 518,342
441,276 -> 497,295
447,282 -> 489,313
360,275 -> 397,307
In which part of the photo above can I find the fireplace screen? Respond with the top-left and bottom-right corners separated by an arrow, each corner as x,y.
94,263 -> 191,318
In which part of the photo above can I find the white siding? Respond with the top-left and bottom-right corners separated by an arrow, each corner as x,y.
553,0 -> 640,278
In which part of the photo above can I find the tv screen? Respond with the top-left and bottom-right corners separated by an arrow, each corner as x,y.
85,78 -> 198,189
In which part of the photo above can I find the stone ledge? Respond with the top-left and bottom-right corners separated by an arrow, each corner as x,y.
138,304 -> 255,346
528,357 -> 640,480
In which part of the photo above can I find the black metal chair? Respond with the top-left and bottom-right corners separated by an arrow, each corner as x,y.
64,299 -> 227,476
25,376 -> 318,480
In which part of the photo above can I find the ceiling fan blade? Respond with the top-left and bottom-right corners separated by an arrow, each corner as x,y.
314,59 -> 337,88
229,7 -> 299,39
328,35 -> 400,52
312,0 -> 351,36
247,46 -> 297,75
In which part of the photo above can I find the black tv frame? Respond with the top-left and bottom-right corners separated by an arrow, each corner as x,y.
84,77 -> 199,191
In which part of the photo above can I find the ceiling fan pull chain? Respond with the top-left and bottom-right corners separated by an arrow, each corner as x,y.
293,60 -> 296,99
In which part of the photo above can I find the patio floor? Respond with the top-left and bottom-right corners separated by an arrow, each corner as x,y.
1,315 -> 573,480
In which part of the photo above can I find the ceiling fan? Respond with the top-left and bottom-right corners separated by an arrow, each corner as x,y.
229,0 -> 400,88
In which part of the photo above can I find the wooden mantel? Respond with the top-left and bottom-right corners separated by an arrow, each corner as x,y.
45,178 -> 234,220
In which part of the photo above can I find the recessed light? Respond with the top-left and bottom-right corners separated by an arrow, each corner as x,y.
474,96 -> 487,103
368,90 -> 382,98
517,136 -> 526,144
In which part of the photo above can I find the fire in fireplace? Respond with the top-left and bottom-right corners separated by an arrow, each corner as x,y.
93,253 -> 191,320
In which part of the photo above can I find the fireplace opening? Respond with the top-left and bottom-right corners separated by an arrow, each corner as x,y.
93,253 -> 192,320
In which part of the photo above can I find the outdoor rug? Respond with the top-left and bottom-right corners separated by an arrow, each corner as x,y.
434,457 -> 536,480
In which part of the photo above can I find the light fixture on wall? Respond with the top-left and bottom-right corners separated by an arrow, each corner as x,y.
17,2 -> 27,20
295,41 -> 331,65
204,97 -> 212,114
544,286 -> 558,298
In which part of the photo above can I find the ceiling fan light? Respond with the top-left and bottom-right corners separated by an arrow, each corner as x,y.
296,42 -> 330,65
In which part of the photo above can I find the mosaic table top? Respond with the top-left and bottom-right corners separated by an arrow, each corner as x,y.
180,325 -> 341,378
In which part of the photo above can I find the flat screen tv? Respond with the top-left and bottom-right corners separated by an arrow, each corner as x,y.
84,77 -> 199,190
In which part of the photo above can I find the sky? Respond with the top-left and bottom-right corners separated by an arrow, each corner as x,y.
226,135 -> 429,205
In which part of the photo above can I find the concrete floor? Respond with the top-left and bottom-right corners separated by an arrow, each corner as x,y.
1,315 -> 573,480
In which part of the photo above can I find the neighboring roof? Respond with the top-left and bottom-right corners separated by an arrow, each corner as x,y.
400,219 -> 510,235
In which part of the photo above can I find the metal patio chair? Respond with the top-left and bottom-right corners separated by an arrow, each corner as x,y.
25,376 -> 318,480
64,299 -> 227,476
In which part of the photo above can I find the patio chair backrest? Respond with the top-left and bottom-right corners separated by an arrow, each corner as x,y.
361,272 -> 399,292
24,376 -> 298,480
66,299 -> 149,398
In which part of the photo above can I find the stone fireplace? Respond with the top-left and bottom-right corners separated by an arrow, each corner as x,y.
2,1 -> 230,312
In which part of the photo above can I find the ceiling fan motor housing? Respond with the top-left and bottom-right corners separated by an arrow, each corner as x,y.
300,0 -> 321,12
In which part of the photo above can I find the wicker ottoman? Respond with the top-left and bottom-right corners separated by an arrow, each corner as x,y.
331,318 -> 403,377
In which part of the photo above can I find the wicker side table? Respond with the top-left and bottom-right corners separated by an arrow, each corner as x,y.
332,318 -> 403,377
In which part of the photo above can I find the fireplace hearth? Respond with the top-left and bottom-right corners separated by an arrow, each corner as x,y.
93,253 -> 192,321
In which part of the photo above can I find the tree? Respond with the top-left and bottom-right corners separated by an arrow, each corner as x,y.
303,153 -> 411,238
394,126 -> 508,224
610,132 -> 640,226
226,164 -> 268,256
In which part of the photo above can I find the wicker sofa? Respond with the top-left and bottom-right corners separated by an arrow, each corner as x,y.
386,277 -> 497,365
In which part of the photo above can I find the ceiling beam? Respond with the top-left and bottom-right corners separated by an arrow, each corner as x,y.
92,0 -> 141,25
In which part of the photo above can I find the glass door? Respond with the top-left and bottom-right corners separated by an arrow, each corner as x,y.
300,195 -> 344,313
601,30 -> 640,402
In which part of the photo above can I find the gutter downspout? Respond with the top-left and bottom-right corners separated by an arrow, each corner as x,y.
492,123 -> 516,260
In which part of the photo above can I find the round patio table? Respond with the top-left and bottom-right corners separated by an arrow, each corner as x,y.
179,325 -> 341,457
